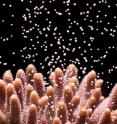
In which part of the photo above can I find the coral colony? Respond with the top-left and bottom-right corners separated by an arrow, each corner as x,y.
0,1 -> 117,124
0,64 -> 117,124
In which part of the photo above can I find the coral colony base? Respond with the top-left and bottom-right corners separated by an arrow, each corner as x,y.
0,64 -> 117,124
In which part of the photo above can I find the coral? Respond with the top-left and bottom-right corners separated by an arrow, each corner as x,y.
0,64 -> 117,124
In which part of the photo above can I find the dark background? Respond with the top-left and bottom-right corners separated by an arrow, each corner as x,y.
0,0 -> 117,96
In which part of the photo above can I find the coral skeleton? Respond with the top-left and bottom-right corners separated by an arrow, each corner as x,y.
0,64 -> 117,124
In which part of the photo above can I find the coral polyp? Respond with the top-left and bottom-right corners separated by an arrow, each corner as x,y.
0,64 -> 117,124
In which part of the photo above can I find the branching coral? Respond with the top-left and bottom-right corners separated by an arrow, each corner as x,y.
0,64 -> 117,124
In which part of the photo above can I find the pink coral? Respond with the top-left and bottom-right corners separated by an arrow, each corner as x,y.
0,64 -> 117,124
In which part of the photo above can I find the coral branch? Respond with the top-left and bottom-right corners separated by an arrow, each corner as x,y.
33,73 -> 45,97
9,94 -> 21,124
3,70 -> 13,83
57,102 -> 67,124
26,104 -> 37,124
26,64 -> 37,86
0,80 -> 6,106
